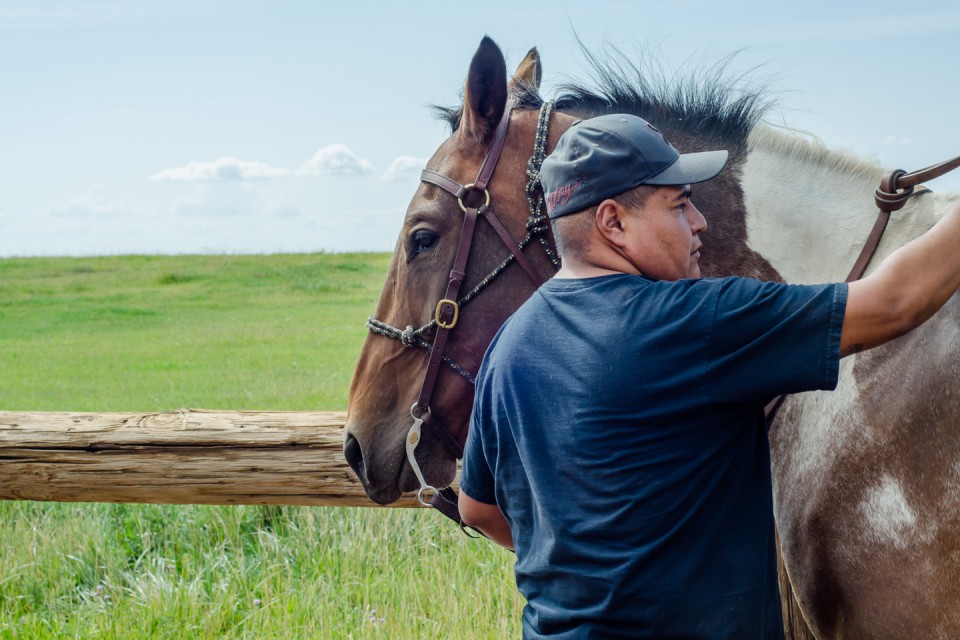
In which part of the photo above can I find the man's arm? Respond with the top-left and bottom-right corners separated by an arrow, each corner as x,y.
842,201 -> 960,356
458,490 -> 514,550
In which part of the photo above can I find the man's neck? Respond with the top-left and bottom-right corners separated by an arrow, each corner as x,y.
554,250 -> 643,280
553,264 -> 627,279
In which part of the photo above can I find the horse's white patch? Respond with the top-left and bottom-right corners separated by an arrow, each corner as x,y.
860,475 -> 920,549
742,126 -> 885,284
741,125 -> 955,285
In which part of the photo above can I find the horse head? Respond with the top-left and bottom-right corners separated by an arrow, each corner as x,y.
344,38 -> 572,504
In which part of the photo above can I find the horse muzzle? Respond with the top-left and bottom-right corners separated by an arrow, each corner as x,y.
343,423 -> 456,505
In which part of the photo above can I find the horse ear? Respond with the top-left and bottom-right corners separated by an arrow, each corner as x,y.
509,47 -> 542,92
460,36 -> 508,144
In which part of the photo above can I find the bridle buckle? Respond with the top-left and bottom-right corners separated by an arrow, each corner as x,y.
435,299 -> 459,329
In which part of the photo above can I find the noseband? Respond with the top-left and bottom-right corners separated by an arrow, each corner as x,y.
365,101 -> 559,509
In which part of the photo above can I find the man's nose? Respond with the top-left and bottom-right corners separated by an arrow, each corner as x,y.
688,200 -> 707,233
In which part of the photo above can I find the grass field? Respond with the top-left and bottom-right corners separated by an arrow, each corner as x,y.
0,254 -> 521,639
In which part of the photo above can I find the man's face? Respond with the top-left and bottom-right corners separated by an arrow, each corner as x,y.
618,185 -> 707,280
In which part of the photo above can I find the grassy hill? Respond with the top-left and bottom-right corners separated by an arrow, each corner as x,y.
0,253 -> 520,639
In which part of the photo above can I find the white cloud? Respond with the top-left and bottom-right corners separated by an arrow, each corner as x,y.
151,157 -> 292,182
300,144 -> 374,176
48,184 -> 129,217
381,156 -> 426,181
150,146 -> 376,183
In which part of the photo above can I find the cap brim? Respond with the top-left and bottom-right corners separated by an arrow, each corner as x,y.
644,150 -> 729,185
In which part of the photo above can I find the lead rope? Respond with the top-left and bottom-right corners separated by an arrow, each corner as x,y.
526,100 -> 561,269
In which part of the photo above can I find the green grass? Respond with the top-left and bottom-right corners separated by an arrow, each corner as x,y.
0,254 -> 521,639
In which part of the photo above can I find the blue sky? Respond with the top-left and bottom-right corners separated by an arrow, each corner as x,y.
2,0 -> 959,257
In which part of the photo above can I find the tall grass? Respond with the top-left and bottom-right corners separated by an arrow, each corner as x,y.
0,254 -> 521,639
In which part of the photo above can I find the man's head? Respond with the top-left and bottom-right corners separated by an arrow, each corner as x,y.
541,114 -> 728,220
540,114 -> 728,280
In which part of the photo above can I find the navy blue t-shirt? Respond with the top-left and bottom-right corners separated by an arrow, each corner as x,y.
460,274 -> 847,639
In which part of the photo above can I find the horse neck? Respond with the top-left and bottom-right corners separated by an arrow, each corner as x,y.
740,125 -> 954,284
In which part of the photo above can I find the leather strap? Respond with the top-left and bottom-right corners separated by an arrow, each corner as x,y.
844,209 -> 891,283
897,154 -> 960,190
414,207 -> 479,424
420,167 -> 544,288
412,108 -> 519,457
481,207 -> 546,286
421,412 -> 465,459
429,487 -> 490,540
420,169 -> 469,200
474,105 -> 514,192
847,169 -> 937,283
418,106 -> 515,200
429,487 -> 464,524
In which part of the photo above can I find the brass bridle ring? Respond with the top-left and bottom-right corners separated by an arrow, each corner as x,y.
458,183 -> 491,213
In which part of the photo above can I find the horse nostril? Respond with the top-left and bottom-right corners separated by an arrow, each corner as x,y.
343,434 -> 367,483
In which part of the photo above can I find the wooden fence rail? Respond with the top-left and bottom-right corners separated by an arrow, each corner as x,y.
0,409 -> 426,508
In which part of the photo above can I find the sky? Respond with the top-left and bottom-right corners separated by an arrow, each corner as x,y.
2,0 -> 959,257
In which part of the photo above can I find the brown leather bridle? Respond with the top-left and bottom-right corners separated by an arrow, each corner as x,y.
413,104 -> 552,456
365,101 -> 559,519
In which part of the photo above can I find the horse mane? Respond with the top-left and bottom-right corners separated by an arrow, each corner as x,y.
432,44 -> 773,150
748,124 -> 887,183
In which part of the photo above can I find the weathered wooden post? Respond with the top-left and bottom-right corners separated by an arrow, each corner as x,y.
0,409 -> 430,507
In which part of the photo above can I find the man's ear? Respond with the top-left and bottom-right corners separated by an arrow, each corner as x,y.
594,199 -> 629,247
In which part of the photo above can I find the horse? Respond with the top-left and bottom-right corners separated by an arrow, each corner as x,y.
344,37 -> 960,639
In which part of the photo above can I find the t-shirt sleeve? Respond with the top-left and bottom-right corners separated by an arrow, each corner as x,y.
704,278 -> 847,403
459,395 -> 498,505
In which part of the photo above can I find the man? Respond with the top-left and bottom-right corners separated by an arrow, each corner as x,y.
458,114 -> 960,638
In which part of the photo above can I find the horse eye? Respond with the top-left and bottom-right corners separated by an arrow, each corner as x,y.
408,229 -> 438,260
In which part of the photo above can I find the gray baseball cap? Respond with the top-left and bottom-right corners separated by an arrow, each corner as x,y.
540,114 -> 728,219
